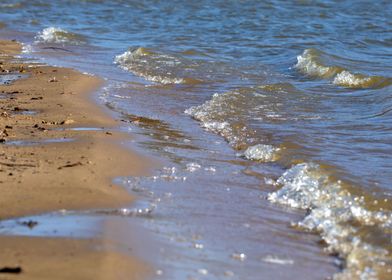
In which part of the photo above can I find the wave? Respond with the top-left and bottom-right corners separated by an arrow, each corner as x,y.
115,47 -> 206,85
186,84 -> 392,279
268,163 -> 392,280
295,49 -> 343,79
114,46 -> 238,85
35,27 -> 87,45
185,89 -> 255,149
295,49 -> 391,89
332,71 -> 391,89
185,87 -> 285,157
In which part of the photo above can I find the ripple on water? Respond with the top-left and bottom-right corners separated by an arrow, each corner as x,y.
295,48 -> 392,89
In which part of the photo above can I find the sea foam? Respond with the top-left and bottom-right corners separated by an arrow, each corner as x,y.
185,91 -> 248,149
295,48 -> 342,79
333,70 -> 391,89
269,162 -> 392,279
35,27 -> 86,45
114,47 -> 186,84
243,144 -> 277,162
295,49 -> 391,89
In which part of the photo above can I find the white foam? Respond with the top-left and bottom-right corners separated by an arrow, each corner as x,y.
243,144 -> 277,162
185,92 -> 247,147
295,49 -> 334,78
333,70 -> 372,88
114,48 -> 146,63
21,43 -> 33,54
268,163 -> 392,279
186,162 -> 201,172
295,49 -> 391,89
144,75 -> 184,85
35,27 -> 84,45
114,48 -> 185,84
261,255 -> 294,265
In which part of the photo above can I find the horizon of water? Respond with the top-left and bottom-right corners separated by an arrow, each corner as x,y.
1,1 -> 392,279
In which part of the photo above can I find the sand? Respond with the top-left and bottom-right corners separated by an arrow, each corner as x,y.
0,40 -> 152,279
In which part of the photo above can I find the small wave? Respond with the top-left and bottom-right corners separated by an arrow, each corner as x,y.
295,48 -> 343,79
115,47 -> 188,84
115,47 -> 155,60
35,27 -> 86,45
243,144 -> 278,162
333,71 -> 392,89
114,47 -> 212,85
295,49 -> 391,89
185,91 -> 253,149
185,86 -> 297,149
268,163 -> 392,279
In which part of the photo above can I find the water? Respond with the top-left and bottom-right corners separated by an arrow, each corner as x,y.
1,1 -> 392,279
0,73 -> 23,85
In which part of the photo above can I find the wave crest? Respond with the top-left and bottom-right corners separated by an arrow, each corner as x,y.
333,70 -> 391,89
35,27 -> 86,45
114,47 -> 197,84
295,48 -> 343,78
295,49 -> 391,89
185,90 -> 257,149
269,163 -> 392,279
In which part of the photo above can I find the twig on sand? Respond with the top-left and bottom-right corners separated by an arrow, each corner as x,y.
0,161 -> 36,167
57,161 -> 83,169
0,266 -> 22,274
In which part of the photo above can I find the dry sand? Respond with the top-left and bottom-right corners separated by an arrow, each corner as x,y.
0,40 -> 152,279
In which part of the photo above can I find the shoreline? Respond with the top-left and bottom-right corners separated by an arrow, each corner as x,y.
0,40 -> 151,279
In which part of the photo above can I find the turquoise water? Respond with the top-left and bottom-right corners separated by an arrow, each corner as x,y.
1,1 -> 392,279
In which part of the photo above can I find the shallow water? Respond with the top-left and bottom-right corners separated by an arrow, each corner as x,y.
0,73 -> 23,85
1,0 -> 392,279
5,138 -> 74,146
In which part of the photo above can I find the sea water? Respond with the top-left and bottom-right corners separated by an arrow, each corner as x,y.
1,1 -> 391,279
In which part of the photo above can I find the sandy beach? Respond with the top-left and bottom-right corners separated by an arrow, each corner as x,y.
2,1 -> 391,278
0,40 -> 151,279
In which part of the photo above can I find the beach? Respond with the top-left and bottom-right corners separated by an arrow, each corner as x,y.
0,40 -> 150,279
1,1 -> 391,279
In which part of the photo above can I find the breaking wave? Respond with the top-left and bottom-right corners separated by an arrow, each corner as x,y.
114,46 -> 240,85
268,163 -> 392,280
35,27 -> 87,45
295,49 -> 391,89
332,71 -> 391,89
114,47 -> 206,85
295,49 -> 343,79
186,84 -> 392,278
185,88 -> 260,150
114,47 -> 185,84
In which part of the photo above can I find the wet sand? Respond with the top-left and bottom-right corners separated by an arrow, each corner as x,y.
0,40 -> 151,279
